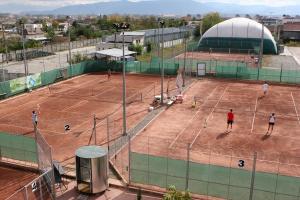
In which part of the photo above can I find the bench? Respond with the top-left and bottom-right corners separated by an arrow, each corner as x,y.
167,99 -> 175,107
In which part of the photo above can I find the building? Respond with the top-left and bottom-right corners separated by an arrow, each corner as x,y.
198,17 -> 277,54
58,23 -> 70,32
104,27 -> 190,47
24,24 -> 43,33
282,22 -> 300,41
104,32 -> 145,46
282,17 -> 300,24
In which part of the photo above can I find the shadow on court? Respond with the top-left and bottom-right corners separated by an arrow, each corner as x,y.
261,133 -> 271,141
216,131 -> 230,140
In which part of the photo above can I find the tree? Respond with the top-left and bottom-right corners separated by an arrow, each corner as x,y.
46,27 -> 55,42
163,186 -> 191,200
52,21 -> 59,30
193,24 -> 201,38
41,20 -> 48,32
146,42 -> 152,53
202,12 -> 223,34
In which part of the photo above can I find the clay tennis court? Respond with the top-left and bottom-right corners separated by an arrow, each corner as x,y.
131,78 -> 300,175
176,52 -> 256,67
0,166 -> 38,200
0,73 -> 176,162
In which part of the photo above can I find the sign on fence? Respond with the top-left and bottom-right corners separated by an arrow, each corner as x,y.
10,73 -> 41,93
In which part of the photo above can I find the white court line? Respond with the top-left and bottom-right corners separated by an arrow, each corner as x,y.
251,94 -> 259,134
168,85 -> 220,148
205,85 -> 229,123
291,92 -> 300,125
190,85 -> 229,148
62,100 -> 88,112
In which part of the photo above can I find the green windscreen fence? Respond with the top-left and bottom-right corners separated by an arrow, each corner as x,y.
1,59 -> 300,100
131,152 -> 300,200
0,132 -> 37,163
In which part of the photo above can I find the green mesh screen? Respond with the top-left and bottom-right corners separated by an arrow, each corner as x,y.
130,152 -> 300,200
0,132 -> 37,163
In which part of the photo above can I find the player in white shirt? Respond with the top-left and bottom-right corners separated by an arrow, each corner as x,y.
262,81 -> 269,96
267,113 -> 276,133
32,110 -> 38,127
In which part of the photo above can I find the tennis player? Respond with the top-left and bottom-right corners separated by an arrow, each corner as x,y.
267,113 -> 276,133
227,109 -> 234,131
32,111 -> 38,127
262,81 -> 269,96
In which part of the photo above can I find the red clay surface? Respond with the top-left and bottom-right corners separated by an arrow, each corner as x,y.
0,166 -> 38,200
130,78 -> 300,176
0,73 -> 176,163
176,52 -> 257,67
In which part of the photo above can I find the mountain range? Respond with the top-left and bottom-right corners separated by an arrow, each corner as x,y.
0,0 -> 300,16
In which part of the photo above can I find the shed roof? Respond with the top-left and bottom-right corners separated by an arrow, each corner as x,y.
94,48 -> 136,58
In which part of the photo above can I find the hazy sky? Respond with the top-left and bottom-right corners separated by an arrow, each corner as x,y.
0,0 -> 299,8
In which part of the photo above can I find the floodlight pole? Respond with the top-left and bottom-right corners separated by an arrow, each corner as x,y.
259,23 -> 264,68
1,23 -> 8,65
115,22 -> 130,136
183,22 -> 187,87
67,16 -> 72,72
21,23 -> 28,78
122,29 -> 127,135
159,20 -> 165,105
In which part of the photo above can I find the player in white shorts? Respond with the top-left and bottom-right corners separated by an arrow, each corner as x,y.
262,81 -> 269,96
267,113 -> 275,133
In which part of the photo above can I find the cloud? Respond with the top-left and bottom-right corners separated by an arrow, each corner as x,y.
0,0 -> 112,8
197,0 -> 300,6
0,0 -> 299,8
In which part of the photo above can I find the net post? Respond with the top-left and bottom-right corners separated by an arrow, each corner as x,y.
185,143 -> 191,191
249,151 -> 257,200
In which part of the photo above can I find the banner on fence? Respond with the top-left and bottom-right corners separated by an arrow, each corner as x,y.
10,73 -> 41,93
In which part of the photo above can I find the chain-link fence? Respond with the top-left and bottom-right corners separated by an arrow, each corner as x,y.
129,135 -> 300,200
0,132 -> 37,167
0,38 -> 101,63
6,169 -> 55,200
1,129 -> 56,200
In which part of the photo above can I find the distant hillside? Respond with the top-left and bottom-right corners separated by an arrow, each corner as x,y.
1,0 -> 300,15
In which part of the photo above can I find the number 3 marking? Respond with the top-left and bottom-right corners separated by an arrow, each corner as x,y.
238,160 -> 245,167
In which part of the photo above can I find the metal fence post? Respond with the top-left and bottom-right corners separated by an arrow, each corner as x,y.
185,143 -> 191,191
249,152 -> 257,200
107,116 -> 110,151
257,67 -> 260,80
147,136 -> 150,185
39,178 -> 43,200
24,186 -> 28,200
280,65 -> 283,82
94,114 -> 97,145
128,134 -> 131,184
